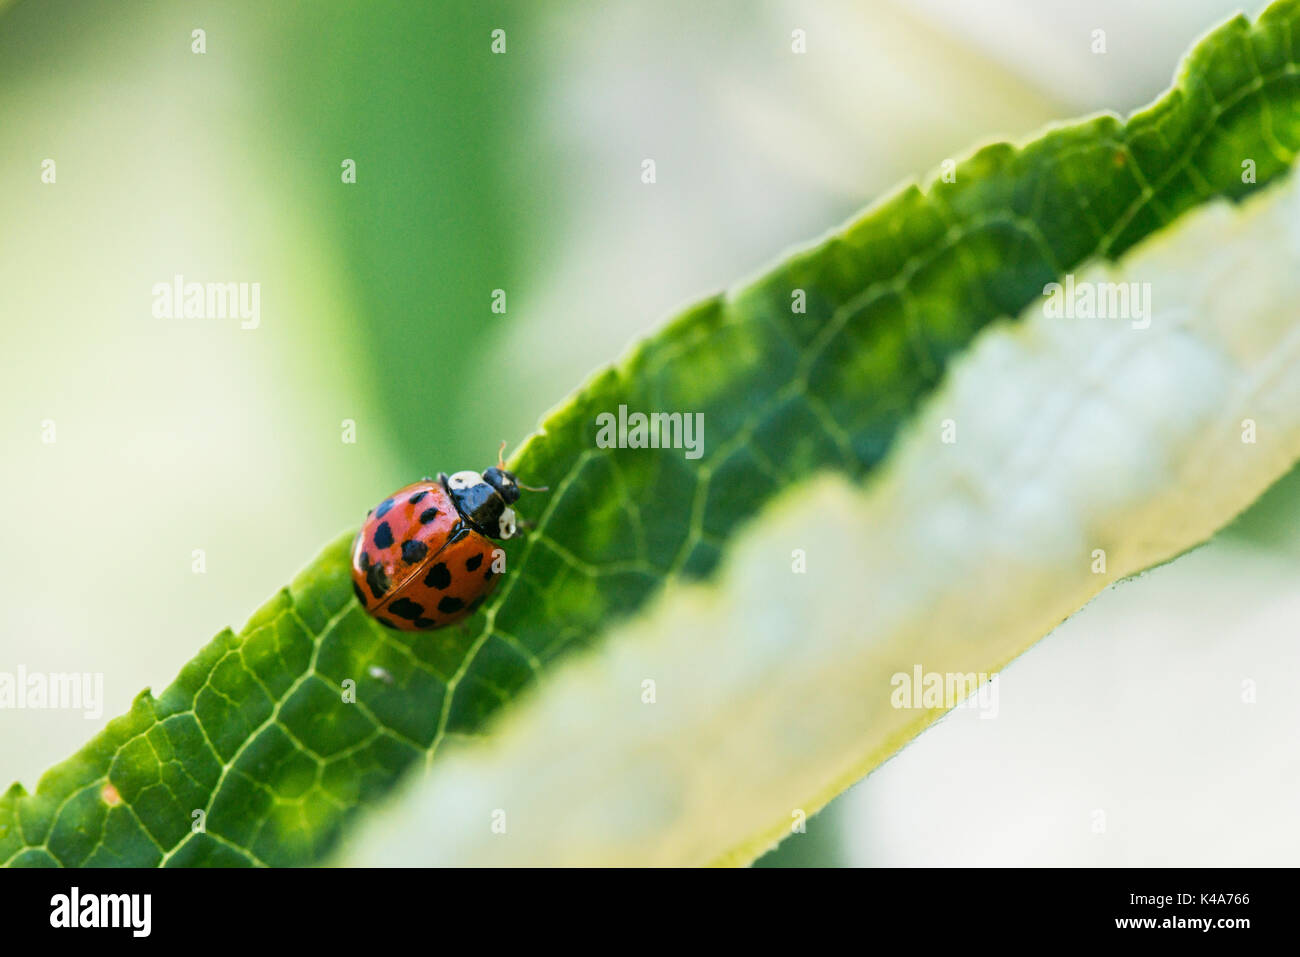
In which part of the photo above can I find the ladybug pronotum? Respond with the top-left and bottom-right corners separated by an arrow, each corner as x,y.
350,444 -> 546,631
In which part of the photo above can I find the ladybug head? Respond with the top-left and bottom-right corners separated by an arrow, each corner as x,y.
483,441 -> 548,506
481,466 -> 522,505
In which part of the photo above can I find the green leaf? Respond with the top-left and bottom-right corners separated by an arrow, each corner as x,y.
4,0 -> 1300,867
342,162 -> 1300,866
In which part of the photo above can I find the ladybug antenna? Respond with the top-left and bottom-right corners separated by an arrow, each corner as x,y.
495,438 -> 546,491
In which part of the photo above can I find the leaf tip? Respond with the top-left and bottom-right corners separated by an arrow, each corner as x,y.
3,781 -> 27,801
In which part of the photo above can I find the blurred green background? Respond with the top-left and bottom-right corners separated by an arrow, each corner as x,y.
2,0 -> 1295,866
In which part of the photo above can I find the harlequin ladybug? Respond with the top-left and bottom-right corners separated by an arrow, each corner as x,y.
350,444 -> 546,631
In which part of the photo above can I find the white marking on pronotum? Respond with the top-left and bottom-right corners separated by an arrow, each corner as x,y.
446,470 -> 481,491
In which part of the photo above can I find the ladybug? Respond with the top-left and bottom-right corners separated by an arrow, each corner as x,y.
350,444 -> 546,631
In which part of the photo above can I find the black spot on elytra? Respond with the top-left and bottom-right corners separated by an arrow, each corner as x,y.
408,490 -> 428,504
437,596 -> 464,614
358,551 -> 371,570
401,540 -> 428,564
376,616 -> 398,629
373,521 -> 394,549
375,498 -> 395,518
352,582 -> 366,604
414,617 -> 437,630
424,562 -> 451,589
366,562 -> 390,599
483,566 -> 495,581
465,553 -> 483,572
467,595 -> 485,614
419,507 -> 440,524
388,597 -> 425,620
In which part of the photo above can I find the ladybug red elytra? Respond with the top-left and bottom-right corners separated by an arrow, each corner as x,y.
350,443 -> 546,631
